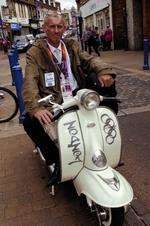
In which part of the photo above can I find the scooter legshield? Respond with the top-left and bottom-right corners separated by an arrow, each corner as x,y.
58,111 -> 84,182
73,167 -> 133,208
97,107 -> 122,168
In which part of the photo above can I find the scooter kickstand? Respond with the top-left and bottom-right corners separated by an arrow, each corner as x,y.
49,185 -> 55,196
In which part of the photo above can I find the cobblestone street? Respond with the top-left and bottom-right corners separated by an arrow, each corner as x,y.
116,73 -> 150,112
0,50 -> 150,226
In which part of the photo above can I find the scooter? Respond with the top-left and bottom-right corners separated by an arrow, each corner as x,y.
37,89 -> 133,226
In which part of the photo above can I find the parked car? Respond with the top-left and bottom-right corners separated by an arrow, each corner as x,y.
62,28 -> 77,39
26,34 -> 35,45
35,33 -> 46,40
14,35 -> 30,52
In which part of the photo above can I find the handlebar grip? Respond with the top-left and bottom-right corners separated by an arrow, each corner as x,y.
102,96 -> 122,103
52,105 -> 79,121
52,109 -> 64,121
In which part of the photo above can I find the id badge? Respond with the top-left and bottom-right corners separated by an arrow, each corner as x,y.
44,72 -> 55,87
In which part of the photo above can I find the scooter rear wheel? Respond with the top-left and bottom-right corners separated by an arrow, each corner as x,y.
92,203 -> 124,226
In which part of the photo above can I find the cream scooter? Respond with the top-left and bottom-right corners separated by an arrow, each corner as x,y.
38,89 -> 133,226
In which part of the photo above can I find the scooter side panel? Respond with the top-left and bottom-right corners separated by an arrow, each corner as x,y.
74,167 -> 133,208
58,111 -> 84,182
96,107 -> 121,167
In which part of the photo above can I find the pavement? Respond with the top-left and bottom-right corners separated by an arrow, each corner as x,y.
0,49 -> 150,226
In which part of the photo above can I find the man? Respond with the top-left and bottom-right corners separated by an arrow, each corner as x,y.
23,11 -> 117,185
82,26 -> 91,51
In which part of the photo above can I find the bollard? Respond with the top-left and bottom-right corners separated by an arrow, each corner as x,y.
12,44 -> 19,61
8,50 -> 19,85
12,65 -> 25,123
143,38 -> 149,70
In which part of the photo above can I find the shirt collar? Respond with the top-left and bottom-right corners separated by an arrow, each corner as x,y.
47,41 -> 61,54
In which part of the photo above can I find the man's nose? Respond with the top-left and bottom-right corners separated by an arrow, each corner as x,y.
55,26 -> 59,33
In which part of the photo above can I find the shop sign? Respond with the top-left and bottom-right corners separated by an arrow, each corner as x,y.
18,18 -> 29,25
18,0 -> 35,5
80,0 -> 111,18
11,23 -> 21,31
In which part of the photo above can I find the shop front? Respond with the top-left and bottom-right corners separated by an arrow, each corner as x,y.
95,7 -> 110,33
80,0 -> 112,32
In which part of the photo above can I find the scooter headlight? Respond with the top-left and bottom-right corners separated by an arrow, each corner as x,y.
81,90 -> 100,110
92,150 -> 107,168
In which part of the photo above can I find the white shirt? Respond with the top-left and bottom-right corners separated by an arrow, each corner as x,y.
47,41 -> 78,91
48,42 -> 62,64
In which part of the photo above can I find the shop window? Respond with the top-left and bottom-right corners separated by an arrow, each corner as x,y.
100,18 -> 104,30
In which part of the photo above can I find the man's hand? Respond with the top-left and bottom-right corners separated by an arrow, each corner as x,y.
34,109 -> 53,125
98,74 -> 115,87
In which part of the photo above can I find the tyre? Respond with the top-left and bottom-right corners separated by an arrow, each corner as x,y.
92,203 -> 124,226
111,207 -> 124,226
0,87 -> 18,123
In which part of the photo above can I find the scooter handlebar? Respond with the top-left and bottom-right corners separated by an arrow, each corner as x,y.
100,96 -> 122,103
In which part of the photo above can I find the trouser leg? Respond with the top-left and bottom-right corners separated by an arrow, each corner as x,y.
88,43 -> 92,54
84,41 -> 88,51
23,114 -> 59,164
93,44 -> 100,56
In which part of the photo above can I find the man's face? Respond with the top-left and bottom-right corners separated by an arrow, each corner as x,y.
43,16 -> 66,46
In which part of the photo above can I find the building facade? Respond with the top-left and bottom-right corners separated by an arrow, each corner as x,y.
112,0 -> 143,50
0,0 -> 60,39
76,0 -> 150,50
77,0 -> 113,31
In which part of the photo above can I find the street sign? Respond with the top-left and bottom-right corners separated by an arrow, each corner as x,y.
11,23 -> 21,31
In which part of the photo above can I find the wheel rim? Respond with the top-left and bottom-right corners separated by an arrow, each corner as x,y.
0,88 -> 18,122
93,203 -> 111,226
92,203 -> 124,226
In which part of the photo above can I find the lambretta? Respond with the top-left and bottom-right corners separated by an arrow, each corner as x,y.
37,89 -> 133,226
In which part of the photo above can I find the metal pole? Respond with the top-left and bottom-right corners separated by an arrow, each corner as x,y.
12,65 -> 25,123
143,38 -> 149,70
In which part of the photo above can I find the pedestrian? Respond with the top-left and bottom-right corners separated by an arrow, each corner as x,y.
88,27 -> 101,56
23,11 -> 117,185
2,38 -> 9,53
92,27 -> 101,56
104,25 -> 113,50
100,31 -> 106,50
82,26 -> 91,52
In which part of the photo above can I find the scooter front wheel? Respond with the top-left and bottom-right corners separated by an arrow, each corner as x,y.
92,203 -> 124,226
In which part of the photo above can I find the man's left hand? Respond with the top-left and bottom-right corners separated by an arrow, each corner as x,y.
98,74 -> 115,87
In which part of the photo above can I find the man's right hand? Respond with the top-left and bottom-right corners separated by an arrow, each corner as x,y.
34,109 -> 54,125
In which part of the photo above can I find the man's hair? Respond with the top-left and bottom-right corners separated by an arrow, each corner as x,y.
44,10 -> 65,26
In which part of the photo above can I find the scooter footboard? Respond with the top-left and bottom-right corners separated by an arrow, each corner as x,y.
73,167 -> 133,208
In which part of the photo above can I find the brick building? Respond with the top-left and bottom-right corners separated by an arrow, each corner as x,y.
112,0 -> 150,50
112,0 -> 143,50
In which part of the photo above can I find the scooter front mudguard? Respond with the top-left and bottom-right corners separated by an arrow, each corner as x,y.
73,167 -> 133,208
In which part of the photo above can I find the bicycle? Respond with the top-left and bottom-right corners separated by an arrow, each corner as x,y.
0,86 -> 19,123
